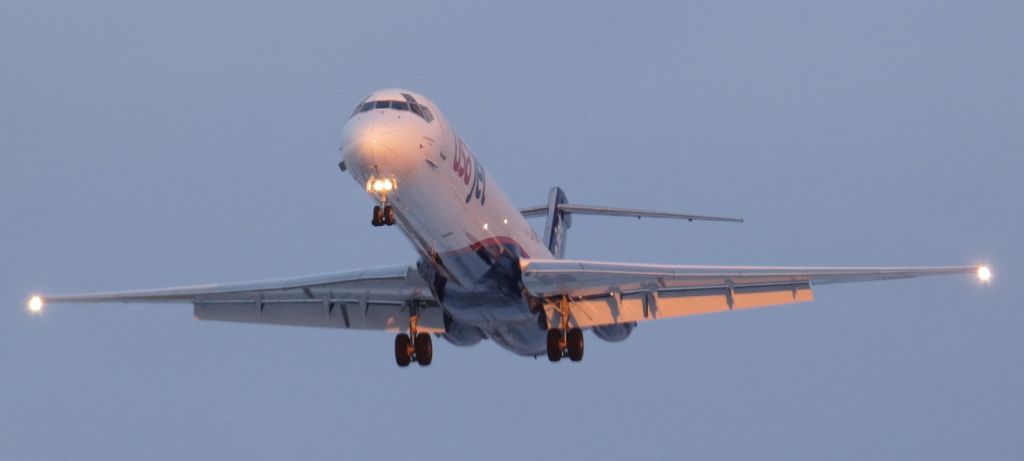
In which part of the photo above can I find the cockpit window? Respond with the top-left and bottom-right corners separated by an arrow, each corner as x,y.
350,99 -> 435,123
419,105 -> 435,122
350,96 -> 370,117
410,103 -> 434,122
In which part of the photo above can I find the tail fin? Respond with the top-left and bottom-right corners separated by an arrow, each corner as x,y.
543,187 -> 571,259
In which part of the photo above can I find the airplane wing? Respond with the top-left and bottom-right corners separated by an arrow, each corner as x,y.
33,265 -> 444,332
519,259 -> 986,328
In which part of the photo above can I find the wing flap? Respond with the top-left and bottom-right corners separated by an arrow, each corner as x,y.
544,283 -> 814,328
194,300 -> 444,332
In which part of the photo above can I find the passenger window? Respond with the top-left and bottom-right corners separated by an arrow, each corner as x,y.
375,101 -> 390,109
392,101 -> 409,111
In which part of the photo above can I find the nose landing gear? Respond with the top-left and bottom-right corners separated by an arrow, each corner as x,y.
371,204 -> 396,227
367,177 -> 397,227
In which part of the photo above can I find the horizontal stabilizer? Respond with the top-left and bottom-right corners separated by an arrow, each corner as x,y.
521,204 -> 743,223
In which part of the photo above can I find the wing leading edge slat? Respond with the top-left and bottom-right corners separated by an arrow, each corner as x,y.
41,266 -> 418,303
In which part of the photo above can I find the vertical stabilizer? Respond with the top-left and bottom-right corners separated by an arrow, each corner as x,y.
543,187 -> 572,259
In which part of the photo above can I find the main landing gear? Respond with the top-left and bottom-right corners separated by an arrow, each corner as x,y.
546,297 -> 584,363
394,332 -> 432,367
546,327 -> 584,362
372,204 -> 396,227
394,305 -> 432,367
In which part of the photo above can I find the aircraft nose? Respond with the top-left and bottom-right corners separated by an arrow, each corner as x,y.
341,123 -> 386,165
341,116 -> 421,182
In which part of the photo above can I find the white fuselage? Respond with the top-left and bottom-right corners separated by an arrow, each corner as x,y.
340,89 -> 553,354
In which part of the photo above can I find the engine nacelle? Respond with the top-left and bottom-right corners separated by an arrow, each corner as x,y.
442,320 -> 487,347
591,323 -> 636,343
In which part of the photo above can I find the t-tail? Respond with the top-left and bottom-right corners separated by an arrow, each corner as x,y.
520,187 -> 744,260
543,187 -> 572,258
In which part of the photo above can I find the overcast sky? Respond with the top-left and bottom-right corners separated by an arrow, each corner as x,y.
2,1 -> 1021,459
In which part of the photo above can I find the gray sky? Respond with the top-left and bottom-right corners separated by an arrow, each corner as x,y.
2,1 -> 1021,459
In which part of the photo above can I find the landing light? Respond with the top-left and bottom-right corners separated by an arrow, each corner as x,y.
369,178 -> 395,193
28,296 -> 43,314
977,266 -> 992,282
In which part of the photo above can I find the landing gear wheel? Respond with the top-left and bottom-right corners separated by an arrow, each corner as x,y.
372,205 -> 384,227
567,327 -> 584,362
414,333 -> 433,366
547,329 -> 563,362
383,205 -> 396,226
394,333 -> 412,367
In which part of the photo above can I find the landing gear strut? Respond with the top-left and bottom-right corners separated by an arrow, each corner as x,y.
546,297 -> 584,363
394,304 -> 432,367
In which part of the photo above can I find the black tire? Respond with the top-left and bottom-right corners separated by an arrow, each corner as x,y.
372,206 -> 383,227
394,333 -> 411,367
415,333 -> 433,366
384,205 -> 396,226
546,329 -> 563,362
567,327 -> 584,362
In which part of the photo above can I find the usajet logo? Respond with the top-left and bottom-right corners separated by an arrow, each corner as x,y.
452,137 -> 486,205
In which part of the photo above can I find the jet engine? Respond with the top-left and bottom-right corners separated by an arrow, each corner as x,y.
591,323 -> 636,343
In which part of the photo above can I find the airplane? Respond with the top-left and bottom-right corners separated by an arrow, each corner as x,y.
28,88 -> 993,367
